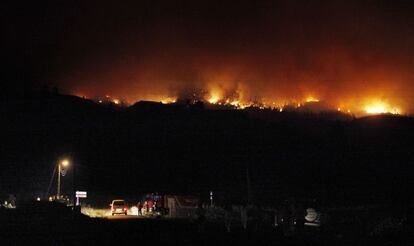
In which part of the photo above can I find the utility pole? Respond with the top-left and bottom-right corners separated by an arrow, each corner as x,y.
56,159 -> 69,202
73,161 -> 76,207
57,164 -> 61,200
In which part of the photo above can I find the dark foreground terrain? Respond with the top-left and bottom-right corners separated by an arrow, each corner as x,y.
2,91 -> 414,207
1,202 -> 413,246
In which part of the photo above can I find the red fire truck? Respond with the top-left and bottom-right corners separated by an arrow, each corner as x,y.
140,193 -> 199,218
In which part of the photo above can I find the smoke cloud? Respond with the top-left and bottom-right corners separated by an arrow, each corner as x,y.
7,1 -> 414,113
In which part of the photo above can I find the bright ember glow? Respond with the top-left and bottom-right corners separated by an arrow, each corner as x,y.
160,97 -> 177,104
83,89 -> 405,117
364,101 -> 400,115
208,92 -> 220,104
306,96 -> 320,103
76,84 -> 407,116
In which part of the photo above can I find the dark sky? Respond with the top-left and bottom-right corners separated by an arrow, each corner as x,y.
3,0 -> 414,113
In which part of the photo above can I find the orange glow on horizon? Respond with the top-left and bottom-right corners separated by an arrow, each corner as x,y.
75,88 -> 405,117
305,96 -> 320,103
208,94 -> 220,104
364,100 -> 400,115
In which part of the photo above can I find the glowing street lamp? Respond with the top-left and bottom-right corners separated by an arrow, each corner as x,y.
57,159 -> 70,200
61,159 -> 69,167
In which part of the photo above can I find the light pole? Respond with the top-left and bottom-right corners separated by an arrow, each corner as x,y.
57,159 -> 69,201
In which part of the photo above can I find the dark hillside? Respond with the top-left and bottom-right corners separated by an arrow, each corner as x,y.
1,92 -> 413,207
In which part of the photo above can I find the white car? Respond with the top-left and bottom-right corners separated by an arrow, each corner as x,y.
110,199 -> 128,215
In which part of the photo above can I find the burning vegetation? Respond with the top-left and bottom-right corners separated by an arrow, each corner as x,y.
48,1 -> 412,117
79,86 -> 403,117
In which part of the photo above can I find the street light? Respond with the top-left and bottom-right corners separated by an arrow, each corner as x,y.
57,159 -> 70,201
61,160 -> 69,167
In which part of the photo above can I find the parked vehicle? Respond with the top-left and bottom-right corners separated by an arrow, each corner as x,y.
110,199 -> 128,215
140,193 -> 199,218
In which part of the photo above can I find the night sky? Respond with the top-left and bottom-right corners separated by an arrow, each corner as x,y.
3,0 -> 414,113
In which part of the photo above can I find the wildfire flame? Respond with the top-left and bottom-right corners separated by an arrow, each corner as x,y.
306,96 -> 320,103
160,97 -> 177,104
364,100 -> 400,115
77,90 -> 403,117
208,94 -> 220,104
